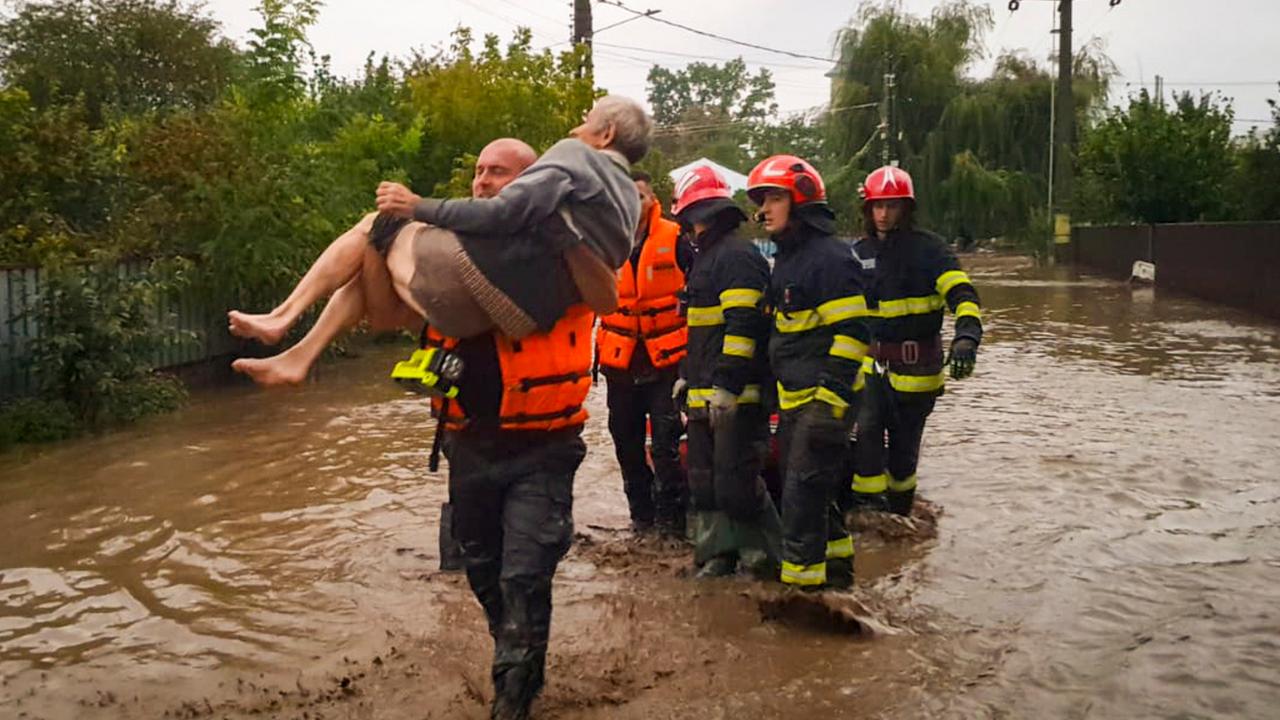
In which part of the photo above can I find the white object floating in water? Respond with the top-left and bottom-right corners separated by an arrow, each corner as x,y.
1130,260 -> 1156,284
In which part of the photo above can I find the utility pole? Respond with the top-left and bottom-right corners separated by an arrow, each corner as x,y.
880,54 -> 897,167
1052,0 -> 1073,255
572,0 -> 593,78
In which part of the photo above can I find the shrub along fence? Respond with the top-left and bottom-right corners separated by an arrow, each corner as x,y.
1072,222 -> 1280,320
0,260 -> 236,400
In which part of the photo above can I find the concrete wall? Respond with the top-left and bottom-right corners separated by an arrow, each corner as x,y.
1072,222 -> 1280,320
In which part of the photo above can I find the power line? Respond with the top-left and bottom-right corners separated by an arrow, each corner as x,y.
596,0 -> 838,64
651,102 -> 877,136
451,0 -> 561,44
594,12 -> 655,35
1147,81 -> 1279,87
592,41 -> 831,71
488,0 -> 567,33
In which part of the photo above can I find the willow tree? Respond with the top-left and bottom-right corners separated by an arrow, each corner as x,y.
825,1 -> 1113,241
825,1 -> 990,231
919,45 -> 1112,238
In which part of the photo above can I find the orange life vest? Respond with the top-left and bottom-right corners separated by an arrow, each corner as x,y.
596,205 -> 687,371
426,304 -> 594,432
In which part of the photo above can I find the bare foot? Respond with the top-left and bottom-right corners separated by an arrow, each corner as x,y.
227,310 -> 293,346
231,356 -> 309,387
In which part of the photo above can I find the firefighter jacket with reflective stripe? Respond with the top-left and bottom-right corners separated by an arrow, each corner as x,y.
425,304 -> 595,432
682,226 -> 771,406
768,225 -> 871,414
851,228 -> 983,396
597,205 -> 688,371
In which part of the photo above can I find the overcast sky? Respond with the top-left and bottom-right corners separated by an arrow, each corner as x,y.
207,0 -> 1279,134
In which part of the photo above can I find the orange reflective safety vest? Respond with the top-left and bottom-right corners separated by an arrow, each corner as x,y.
426,304 -> 595,432
596,206 -> 687,371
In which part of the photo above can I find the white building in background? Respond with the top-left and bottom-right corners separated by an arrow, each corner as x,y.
667,158 -> 749,196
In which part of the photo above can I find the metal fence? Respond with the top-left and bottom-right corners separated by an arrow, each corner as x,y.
0,262 -> 237,400
1072,221 -> 1280,320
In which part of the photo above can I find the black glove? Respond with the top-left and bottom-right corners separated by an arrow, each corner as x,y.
948,337 -> 978,380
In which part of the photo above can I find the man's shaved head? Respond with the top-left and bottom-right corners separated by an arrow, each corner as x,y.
473,138 -> 537,199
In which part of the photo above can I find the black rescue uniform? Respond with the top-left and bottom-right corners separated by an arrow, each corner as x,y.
682,217 -> 781,575
768,214 -> 872,588
850,228 -> 983,515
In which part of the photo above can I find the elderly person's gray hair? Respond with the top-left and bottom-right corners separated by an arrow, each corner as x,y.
591,95 -> 653,165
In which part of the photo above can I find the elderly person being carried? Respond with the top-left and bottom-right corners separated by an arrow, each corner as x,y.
228,95 -> 651,385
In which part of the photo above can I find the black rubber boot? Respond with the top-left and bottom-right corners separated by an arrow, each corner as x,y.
825,557 -> 854,590
491,692 -> 532,720
439,502 -> 464,572
695,554 -> 737,579
655,511 -> 687,541
885,489 -> 915,517
847,491 -> 889,513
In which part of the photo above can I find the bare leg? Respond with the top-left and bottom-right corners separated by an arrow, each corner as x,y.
231,277 -> 367,386
361,242 -> 421,333
385,224 -> 429,318
228,213 -> 378,345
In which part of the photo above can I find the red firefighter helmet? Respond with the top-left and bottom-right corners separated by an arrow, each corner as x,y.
860,165 -> 916,204
671,164 -> 734,217
746,154 -> 827,206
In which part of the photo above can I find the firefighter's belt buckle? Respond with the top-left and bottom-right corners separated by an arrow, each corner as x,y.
901,340 -> 919,364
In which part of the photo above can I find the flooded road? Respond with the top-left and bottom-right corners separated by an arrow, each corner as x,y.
3,254 -> 1279,718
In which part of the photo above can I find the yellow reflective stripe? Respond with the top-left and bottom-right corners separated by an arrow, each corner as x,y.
854,368 -> 867,392
722,334 -> 756,359
818,295 -> 870,324
780,561 -> 826,586
826,535 -> 855,560
774,309 -> 820,333
829,334 -> 868,361
955,301 -> 982,320
686,388 -> 713,407
877,295 -> 946,318
719,288 -> 763,309
853,473 -> 888,494
814,387 -> 849,411
686,305 -> 724,326
888,370 -> 946,393
777,383 -> 816,410
688,385 -> 761,407
888,474 -> 918,492
936,270 -> 972,296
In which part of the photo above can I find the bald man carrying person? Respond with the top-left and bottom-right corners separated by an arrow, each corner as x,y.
228,95 -> 652,387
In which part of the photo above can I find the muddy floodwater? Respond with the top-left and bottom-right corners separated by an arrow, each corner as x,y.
3,255 -> 1279,719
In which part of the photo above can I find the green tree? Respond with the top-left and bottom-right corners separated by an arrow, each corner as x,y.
825,3 -> 1112,239
243,0 -> 322,105
0,0 -> 238,125
404,28 -> 596,196
1230,91 -> 1280,221
646,58 -> 777,171
647,58 -> 777,127
829,1 -> 990,167
1077,90 -> 1236,224
0,90 -> 123,263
